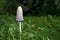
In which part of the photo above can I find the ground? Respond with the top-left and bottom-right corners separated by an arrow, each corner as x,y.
0,15 -> 60,40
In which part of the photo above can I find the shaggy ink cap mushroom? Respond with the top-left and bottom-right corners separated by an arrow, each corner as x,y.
16,6 -> 24,22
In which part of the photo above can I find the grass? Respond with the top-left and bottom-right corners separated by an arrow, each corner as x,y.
0,15 -> 60,40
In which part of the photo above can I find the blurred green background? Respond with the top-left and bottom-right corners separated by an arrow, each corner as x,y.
0,0 -> 60,40
0,0 -> 60,16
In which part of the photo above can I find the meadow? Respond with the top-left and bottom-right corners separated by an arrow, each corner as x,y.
0,15 -> 60,40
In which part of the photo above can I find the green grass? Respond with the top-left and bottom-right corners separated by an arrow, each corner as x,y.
0,15 -> 60,40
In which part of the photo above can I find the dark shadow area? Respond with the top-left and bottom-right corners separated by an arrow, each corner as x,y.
0,0 -> 60,16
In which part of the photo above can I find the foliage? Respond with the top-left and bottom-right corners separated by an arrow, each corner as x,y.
0,0 -> 60,16
0,15 -> 60,40
0,0 -> 17,15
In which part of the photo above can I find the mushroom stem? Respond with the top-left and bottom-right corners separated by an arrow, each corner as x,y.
19,22 -> 22,32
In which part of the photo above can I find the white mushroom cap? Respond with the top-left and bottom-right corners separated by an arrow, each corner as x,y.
16,6 -> 24,22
